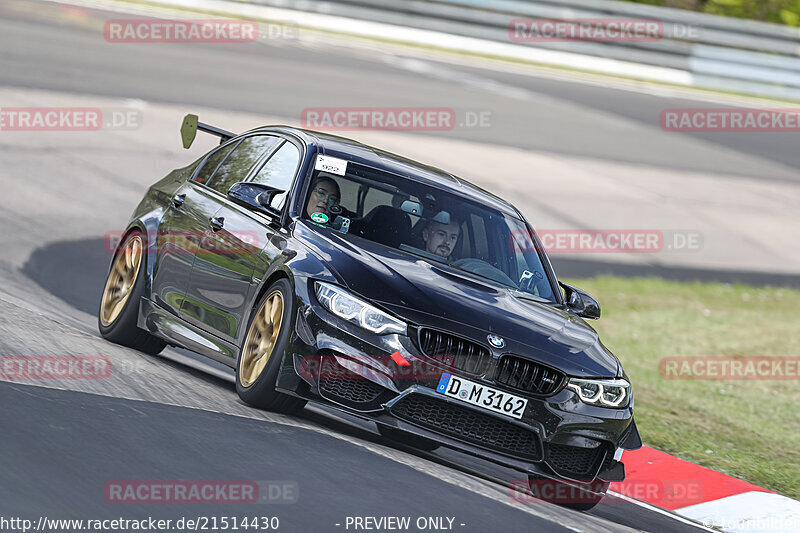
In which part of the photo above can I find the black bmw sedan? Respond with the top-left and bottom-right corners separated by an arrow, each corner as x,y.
99,115 -> 641,510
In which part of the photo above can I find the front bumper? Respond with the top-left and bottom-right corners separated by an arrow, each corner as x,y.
276,284 -> 638,484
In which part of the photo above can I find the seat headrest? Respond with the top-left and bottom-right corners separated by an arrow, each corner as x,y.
359,206 -> 412,248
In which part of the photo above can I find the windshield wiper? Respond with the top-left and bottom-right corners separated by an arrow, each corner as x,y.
448,265 -> 516,289
398,244 -> 448,264
396,245 -> 555,303
510,289 -> 555,304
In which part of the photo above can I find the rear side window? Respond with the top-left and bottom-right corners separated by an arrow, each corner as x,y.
193,142 -> 237,185
251,142 -> 301,209
207,135 -> 282,194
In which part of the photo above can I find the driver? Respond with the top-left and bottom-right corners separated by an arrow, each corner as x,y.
422,218 -> 461,258
306,174 -> 341,220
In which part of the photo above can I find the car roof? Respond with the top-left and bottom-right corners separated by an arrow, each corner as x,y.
251,126 -> 523,219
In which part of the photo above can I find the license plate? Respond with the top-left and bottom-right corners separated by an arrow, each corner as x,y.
436,373 -> 527,420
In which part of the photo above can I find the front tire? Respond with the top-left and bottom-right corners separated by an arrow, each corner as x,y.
98,230 -> 166,355
235,278 -> 306,414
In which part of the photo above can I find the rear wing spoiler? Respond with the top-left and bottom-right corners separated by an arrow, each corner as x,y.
180,114 -> 234,149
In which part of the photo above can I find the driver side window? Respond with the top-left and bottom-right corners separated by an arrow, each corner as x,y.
251,142 -> 301,209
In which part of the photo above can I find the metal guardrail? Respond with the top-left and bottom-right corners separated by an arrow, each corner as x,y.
244,0 -> 800,100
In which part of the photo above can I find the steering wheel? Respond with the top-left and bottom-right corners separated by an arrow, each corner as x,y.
452,258 -> 517,287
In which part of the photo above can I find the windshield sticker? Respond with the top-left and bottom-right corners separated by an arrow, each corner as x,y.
311,212 -> 329,224
314,155 -> 348,176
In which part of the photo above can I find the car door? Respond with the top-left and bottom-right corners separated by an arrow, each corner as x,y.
180,135 -> 301,343
149,140 -> 238,315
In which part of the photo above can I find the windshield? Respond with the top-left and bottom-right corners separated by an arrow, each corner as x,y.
302,162 -> 556,302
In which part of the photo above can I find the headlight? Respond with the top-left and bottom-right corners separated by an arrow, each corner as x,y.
567,378 -> 630,408
314,282 -> 407,335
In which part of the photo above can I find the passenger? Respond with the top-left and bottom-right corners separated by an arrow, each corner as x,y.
422,217 -> 461,258
306,174 -> 341,219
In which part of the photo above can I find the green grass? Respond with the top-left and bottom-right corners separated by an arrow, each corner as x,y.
561,276 -> 800,499
620,0 -> 800,28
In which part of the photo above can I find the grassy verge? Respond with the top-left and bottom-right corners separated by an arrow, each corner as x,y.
622,0 -> 800,27
561,276 -> 800,499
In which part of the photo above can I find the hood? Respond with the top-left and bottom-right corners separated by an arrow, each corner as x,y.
295,222 -> 619,378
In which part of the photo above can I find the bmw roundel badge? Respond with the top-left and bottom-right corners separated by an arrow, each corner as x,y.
487,335 -> 505,348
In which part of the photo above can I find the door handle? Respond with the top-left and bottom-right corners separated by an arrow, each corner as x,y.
209,216 -> 225,231
172,193 -> 186,207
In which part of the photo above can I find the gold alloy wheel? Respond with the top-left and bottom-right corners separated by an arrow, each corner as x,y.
239,290 -> 284,387
99,234 -> 143,327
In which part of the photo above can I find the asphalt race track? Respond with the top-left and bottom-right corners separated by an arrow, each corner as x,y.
1,1 -> 797,531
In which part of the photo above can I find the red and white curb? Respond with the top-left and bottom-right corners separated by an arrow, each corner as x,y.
614,447 -> 800,532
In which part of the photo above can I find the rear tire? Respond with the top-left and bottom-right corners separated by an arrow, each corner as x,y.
98,230 -> 166,356
378,426 -> 440,452
235,279 -> 306,414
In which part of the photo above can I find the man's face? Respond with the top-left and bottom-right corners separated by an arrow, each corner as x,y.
423,220 -> 460,258
306,179 -> 339,218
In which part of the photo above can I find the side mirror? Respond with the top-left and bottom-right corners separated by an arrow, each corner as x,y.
227,182 -> 284,218
560,282 -> 601,319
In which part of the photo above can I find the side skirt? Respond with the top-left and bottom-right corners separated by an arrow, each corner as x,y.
138,297 -> 238,367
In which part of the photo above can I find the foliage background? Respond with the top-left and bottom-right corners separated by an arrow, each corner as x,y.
623,0 -> 800,26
